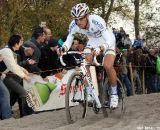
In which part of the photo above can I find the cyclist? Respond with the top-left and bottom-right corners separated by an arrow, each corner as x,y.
58,3 -> 118,108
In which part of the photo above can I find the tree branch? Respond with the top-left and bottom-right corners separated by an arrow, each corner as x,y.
105,0 -> 115,23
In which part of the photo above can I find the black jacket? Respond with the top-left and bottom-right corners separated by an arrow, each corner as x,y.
38,45 -> 62,78
145,54 -> 157,74
18,47 -> 41,74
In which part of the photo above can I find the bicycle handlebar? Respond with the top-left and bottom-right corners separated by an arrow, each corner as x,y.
59,51 -> 102,66
93,56 -> 101,66
59,51 -> 82,66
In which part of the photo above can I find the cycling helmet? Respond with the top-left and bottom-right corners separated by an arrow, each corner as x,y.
71,3 -> 89,18
73,32 -> 88,46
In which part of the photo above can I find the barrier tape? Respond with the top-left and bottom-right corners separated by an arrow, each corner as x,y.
0,63 -> 156,75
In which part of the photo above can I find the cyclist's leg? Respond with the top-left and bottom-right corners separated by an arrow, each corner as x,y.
83,48 -> 95,102
83,48 -> 101,108
103,50 -> 118,108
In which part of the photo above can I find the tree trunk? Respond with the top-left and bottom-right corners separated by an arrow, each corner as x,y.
100,0 -> 106,19
134,0 -> 140,39
105,0 -> 115,23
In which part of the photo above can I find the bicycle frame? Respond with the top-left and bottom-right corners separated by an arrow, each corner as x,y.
60,51 -> 101,108
79,60 -> 94,89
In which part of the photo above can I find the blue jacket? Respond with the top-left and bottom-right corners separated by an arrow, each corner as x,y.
132,39 -> 144,49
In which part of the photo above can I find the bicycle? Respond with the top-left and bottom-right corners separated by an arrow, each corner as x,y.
60,51 -> 125,123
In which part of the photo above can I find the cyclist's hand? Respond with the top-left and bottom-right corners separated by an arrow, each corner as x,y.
57,47 -> 66,56
99,44 -> 106,52
94,47 -> 101,55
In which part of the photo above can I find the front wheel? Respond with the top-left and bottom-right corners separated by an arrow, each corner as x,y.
65,71 -> 88,124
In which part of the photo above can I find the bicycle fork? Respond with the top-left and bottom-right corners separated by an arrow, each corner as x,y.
80,64 -> 102,108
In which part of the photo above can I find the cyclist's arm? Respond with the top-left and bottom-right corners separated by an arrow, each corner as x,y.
62,33 -> 74,51
92,15 -> 116,50
101,29 -> 116,49
62,21 -> 78,51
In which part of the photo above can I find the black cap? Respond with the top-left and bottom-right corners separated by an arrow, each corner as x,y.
48,38 -> 58,47
23,40 -> 37,50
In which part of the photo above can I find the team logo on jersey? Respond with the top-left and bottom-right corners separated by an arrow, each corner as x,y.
69,22 -> 76,33
92,20 -> 105,30
91,27 -> 94,31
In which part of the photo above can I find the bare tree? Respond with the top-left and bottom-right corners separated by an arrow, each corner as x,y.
105,0 -> 115,23
134,0 -> 140,39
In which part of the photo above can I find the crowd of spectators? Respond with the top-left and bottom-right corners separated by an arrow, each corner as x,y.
113,27 -> 160,96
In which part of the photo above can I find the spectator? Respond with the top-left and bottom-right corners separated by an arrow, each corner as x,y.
58,33 -> 68,47
0,78 -> 12,120
115,29 -> 124,49
123,34 -> 132,49
73,34 -> 88,52
145,48 -> 160,93
44,28 -> 52,45
60,33 -> 88,68
119,50 -> 132,96
119,27 -> 126,37
132,35 -> 144,50
18,41 -> 38,73
0,34 -> 31,117
0,55 -> 12,120
29,27 -> 46,73
70,39 -> 79,51
39,21 -> 47,29
39,38 -> 61,78
31,26 -> 46,49
112,28 -> 119,39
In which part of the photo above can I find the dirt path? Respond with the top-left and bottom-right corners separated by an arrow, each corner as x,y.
1,93 -> 160,130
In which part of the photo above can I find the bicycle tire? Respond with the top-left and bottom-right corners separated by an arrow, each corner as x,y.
101,77 -> 125,118
65,71 -> 88,123
100,77 -> 109,118
117,78 -> 125,117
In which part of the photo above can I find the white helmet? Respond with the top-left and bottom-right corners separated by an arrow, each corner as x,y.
71,3 -> 89,18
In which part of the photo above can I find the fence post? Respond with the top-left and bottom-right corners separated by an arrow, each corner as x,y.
142,69 -> 145,94
129,62 -> 135,95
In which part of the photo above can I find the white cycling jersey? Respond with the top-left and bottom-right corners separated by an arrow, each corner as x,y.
63,14 -> 116,51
